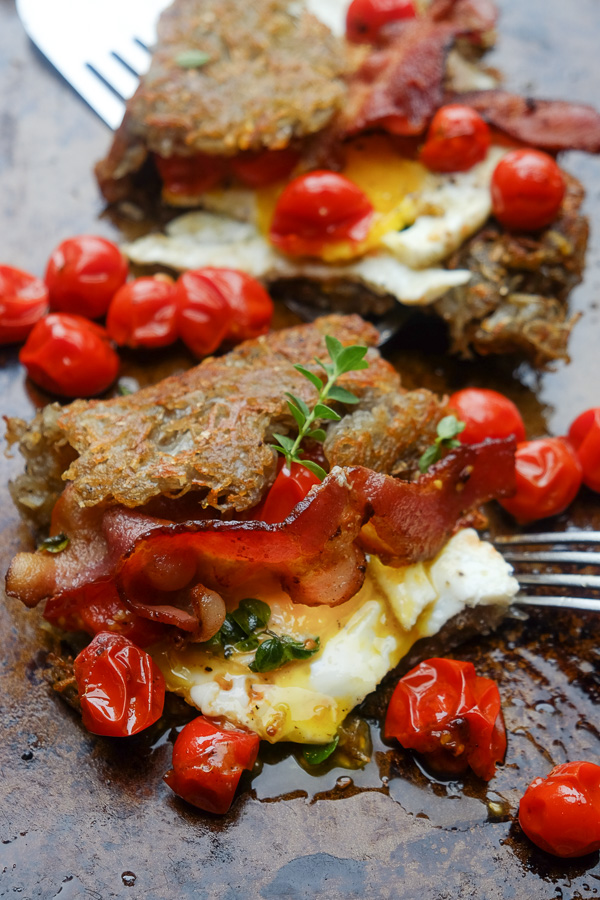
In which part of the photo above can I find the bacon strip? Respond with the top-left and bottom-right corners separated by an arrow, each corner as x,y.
454,90 -> 600,154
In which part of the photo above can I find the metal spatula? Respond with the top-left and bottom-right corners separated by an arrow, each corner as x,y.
15,0 -> 169,129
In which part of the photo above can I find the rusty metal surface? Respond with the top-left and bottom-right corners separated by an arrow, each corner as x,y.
1,1 -> 599,897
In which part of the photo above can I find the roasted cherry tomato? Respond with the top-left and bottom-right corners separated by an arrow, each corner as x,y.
269,170 -> 374,257
20,313 -> 119,397
346,0 -> 416,43
73,632 -> 166,737
174,270 -> 231,357
230,148 -> 300,188
164,715 -> 260,814
44,582 -> 165,648
385,658 -> 506,781
44,235 -> 128,319
448,388 -> 526,445
257,459 -> 322,524
0,265 -> 49,344
499,437 -> 582,524
106,276 -> 178,349
420,105 -> 491,173
568,407 -> 600,493
188,268 -> 273,343
491,149 -> 565,231
519,761 -> 600,858
154,153 -> 228,199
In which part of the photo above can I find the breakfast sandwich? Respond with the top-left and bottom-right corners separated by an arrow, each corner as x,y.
6,315 -> 518,745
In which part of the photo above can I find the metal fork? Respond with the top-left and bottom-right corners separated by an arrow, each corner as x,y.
495,531 -> 600,612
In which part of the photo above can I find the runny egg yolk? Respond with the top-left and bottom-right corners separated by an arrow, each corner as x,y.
256,135 -> 428,263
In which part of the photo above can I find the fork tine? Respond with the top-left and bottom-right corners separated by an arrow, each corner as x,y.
515,572 -> 600,590
514,595 -> 600,612
501,551 -> 600,565
111,40 -> 152,78
495,531 -> 600,545
61,61 -> 126,129
88,54 -> 140,101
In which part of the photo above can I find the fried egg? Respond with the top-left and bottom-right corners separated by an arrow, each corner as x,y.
152,529 -> 518,745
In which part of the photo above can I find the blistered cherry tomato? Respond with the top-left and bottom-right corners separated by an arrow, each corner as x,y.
568,408 -> 600,493
106,276 -> 178,349
174,270 -> 230,357
499,437 -> 582,524
258,459 -> 321,524
519,761 -> 600,858
73,632 -> 165,737
269,171 -> 374,257
491,149 -> 565,231
20,313 -> 119,397
230,148 -> 300,188
44,236 -> 128,319
44,582 -> 165,648
154,153 -> 227,199
420,105 -> 491,173
385,658 -> 506,781
346,0 -> 416,43
190,268 -> 273,343
448,388 -> 526,444
164,715 -> 260,814
0,265 -> 49,344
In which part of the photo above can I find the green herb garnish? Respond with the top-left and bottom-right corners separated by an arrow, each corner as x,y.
418,415 -> 466,473
38,533 -> 70,554
249,634 -> 320,673
271,335 -> 369,481
175,49 -> 212,69
302,735 -> 339,766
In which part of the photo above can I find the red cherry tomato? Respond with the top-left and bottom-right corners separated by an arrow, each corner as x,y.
519,761 -> 600,858
384,657 -> 506,781
190,268 -> 273,343
106,276 -> 178,349
73,632 -> 166,737
491,149 -> 565,231
174,270 -> 231,357
44,582 -> 165,648
568,408 -> 600,493
20,313 -> 120,397
0,265 -> 49,344
346,0 -> 417,43
499,437 -> 582,524
164,715 -> 260,814
269,170 -> 374,257
230,148 -> 300,188
44,236 -> 128,319
257,459 -> 322,524
448,388 -> 526,445
154,153 -> 228,198
420,105 -> 491,173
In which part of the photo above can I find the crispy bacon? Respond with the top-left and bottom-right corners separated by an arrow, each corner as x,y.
454,91 -> 600,154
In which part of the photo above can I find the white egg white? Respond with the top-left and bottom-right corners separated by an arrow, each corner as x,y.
152,529 -> 518,745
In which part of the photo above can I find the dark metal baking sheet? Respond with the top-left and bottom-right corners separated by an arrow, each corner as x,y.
1,1 -> 599,897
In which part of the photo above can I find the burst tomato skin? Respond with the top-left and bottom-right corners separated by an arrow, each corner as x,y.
191,268 -> 273,343
106,277 -> 178,349
230,148 -> 300,188
519,761 -> 600,858
44,236 -> 128,319
257,459 -> 321,523
448,388 -> 526,445
499,437 -> 582,524
154,153 -> 228,198
164,716 -> 260,814
568,408 -> 600,493
385,657 -> 506,781
19,313 -> 120,397
420,105 -> 491,173
491,149 -> 565,231
73,632 -> 166,737
269,170 -> 374,257
346,0 -> 417,43
174,270 -> 231,357
0,265 -> 49,344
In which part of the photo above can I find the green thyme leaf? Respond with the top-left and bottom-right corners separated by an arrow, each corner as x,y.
306,428 -> 327,443
302,735 -> 339,766
249,637 -> 285,672
293,365 -> 323,392
272,433 -> 296,453
437,415 -> 466,441
38,533 -> 70,554
313,403 -> 341,421
175,49 -> 212,68
299,460 -> 328,481
324,334 -> 344,362
234,634 -> 261,652
230,598 -> 271,636
418,414 -> 466,474
279,634 -> 320,663
418,444 -> 441,473
327,385 -> 360,405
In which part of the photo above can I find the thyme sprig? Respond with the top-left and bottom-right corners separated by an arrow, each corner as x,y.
271,335 -> 369,481
418,415 -> 466,473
